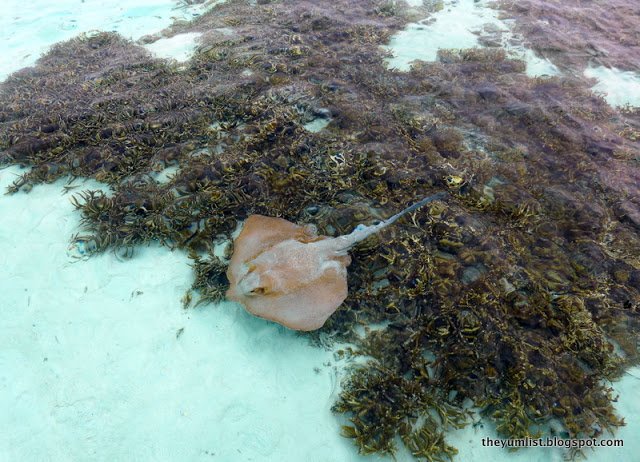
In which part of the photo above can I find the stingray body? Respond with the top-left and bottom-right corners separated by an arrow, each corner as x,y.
226,192 -> 446,331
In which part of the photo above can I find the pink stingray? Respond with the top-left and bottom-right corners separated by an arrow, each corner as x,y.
226,192 -> 446,331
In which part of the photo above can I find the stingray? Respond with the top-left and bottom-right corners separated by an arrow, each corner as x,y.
226,192 -> 447,331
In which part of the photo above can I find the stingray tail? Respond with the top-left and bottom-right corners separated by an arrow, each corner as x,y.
331,191 -> 447,254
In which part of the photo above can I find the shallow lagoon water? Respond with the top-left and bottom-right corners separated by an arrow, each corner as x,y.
384,0 -> 560,78
1,171 -> 639,460
584,65 -> 640,108
0,0 -> 221,81
1,1 -> 639,461
0,166 -> 363,461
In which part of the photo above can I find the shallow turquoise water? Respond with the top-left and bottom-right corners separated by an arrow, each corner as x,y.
1,1 -> 639,461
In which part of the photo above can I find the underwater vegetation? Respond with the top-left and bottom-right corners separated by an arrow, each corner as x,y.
493,0 -> 640,74
1,0 -> 639,460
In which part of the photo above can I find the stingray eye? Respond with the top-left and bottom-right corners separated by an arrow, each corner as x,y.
372,219 -> 382,226
250,286 -> 267,295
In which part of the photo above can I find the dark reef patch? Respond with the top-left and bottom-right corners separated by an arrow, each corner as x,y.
1,0 -> 639,460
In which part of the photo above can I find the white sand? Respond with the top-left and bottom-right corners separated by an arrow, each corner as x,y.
0,0 -> 217,81
387,0 -> 640,108
303,117 -> 331,133
144,32 -> 203,62
584,65 -> 640,108
384,0 -> 559,77
0,167 -> 380,462
385,0 -> 501,68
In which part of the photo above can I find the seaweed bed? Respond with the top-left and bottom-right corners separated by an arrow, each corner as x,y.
1,0 -> 639,460
494,0 -> 640,73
